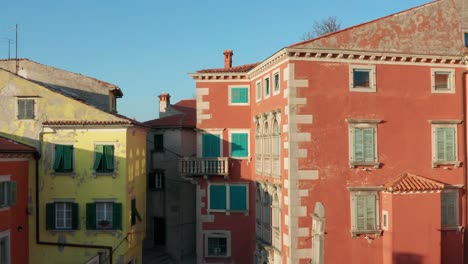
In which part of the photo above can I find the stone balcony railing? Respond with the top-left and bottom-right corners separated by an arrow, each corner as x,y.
179,157 -> 229,178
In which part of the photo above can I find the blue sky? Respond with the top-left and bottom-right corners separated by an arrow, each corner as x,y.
0,0 -> 429,121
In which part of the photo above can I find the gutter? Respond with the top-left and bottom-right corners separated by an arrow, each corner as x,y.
33,147 -> 114,263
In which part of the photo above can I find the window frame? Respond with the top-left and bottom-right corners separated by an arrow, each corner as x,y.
229,130 -> 250,159
431,121 -> 461,168
16,97 -> 36,120
272,69 -> 280,95
264,75 -> 271,99
93,143 -> 115,175
349,65 -> 376,92
228,85 -> 250,106
347,119 -> 380,168
255,80 -> 262,102
348,188 -> 380,237
208,183 -> 249,214
431,68 -> 455,94
204,230 -> 231,258
441,189 -> 459,230
148,170 -> 165,191
198,131 -> 223,158
86,201 -> 122,231
154,134 -> 164,152
0,230 -> 10,264
0,176 -> 16,210
46,201 -> 78,231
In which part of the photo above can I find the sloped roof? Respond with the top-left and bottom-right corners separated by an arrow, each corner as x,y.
143,99 -> 196,128
0,136 -> 36,153
197,63 -> 260,73
290,0 -> 463,56
382,173 -> 445,193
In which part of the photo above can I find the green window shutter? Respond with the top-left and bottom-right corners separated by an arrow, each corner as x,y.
437,128 -> 447,161
445,128 -> 455,161
9,181 -> 17,206
231,133 -> 248,157
63,146 -> 73,171
353,129 -> 364,162
113,203 -> 123,230
355,196 -> 366,230
17,100 -> 24,119
26,99 -> 35,118
442,192 -> 457,227
53,145 -> 64,170
93,145 -> 104,170
210,185 -> 227,210
363,128 -> 375,162
202,134 -> 220,158
230,185 -> 247,211
71,203 -> 79,230
86,203 -> 96,230
365,195 -> 376,230
46,203 -> 56,230
104,145 -> 114,170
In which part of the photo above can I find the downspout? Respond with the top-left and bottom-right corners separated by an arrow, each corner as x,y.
462,71 -> 467,264
34,139 -> 114,263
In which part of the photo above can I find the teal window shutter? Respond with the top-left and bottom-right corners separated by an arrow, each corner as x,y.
231,133 -> 248,157
202,134 -> 220,158
46,203 -> 56,230
231,87 -> 248,103
9,182 -> 16,206
230,185 -> 247,211
53,145 -> 64,170
86,203 -> 96,230
210,185 -> 227,210
93,145 -> 104,170
103,145 -> 114,170
113,203 -> 123,230
72,203 -> 79,230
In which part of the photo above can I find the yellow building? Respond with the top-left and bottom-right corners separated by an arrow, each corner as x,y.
0,61 -> 147,264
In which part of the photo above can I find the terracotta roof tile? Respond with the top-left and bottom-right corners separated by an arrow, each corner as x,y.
382,173 -> 445,193
0,136 -> 36,153
43,120 -> 133,126
143,99 -> 196,128
197,63 -> 260,73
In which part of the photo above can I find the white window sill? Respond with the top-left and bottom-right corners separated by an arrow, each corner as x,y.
0,206 -> 11,212
349,162 -> 380,169
441,226 -> 463,232
351,230 -> 382,238
93,172 -> 116,178
432,161 -> 461,168
208,209 -> 249,216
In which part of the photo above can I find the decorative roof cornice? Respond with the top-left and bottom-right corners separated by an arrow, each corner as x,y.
189,72 -> 250,81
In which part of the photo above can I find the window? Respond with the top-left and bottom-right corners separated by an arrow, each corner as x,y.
465,33 -> 468,48
229,86 -> 249,105
131,198 -> 142,226
256,81 -> 262,102
442,191 -> 458,228
431,68 -> 455,93
154,134 -> 164,152
262,191 -> 272,244
349,189 -> 379,236
272,119 -> 280,177
273,71 -> 280,93
347,119 -> 380,168
53,145 -> 73,172
255,123 -> 262,174
202,133 -> 221,158
382,210 -> 389,231
0,230 -> 10,264
86,202 -> 122,230
431,122 -> 461,167
93,145 -> 114,173
46,202 -> 79,230
264,77 -> 270,98
230,132 -> 248,158
349,65 -> 376,92
263,121 -> 271,175
17,98 -> 35,119
255,188 -> 262,238
0,180 -> 16,209
208,184 -> 248,212
148,170 -> 165,190
205,231 -> 231,258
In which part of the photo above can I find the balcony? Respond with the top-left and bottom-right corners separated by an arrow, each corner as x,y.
179,157 -> 229,178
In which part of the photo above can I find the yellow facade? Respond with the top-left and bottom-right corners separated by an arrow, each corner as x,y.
0,69 -> 147,263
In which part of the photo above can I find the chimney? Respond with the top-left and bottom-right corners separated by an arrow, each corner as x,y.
158,93 -> 171,117
223,50 -> 233,69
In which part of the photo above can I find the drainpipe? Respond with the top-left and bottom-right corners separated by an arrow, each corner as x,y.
462,71 -> 467,264
33,141 -> 114,263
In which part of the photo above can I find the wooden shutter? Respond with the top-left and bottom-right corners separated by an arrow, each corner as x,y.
209,185 -> 227,210
445,128 -> 455,161
353,129 -> 364,162
365,195 -> 376,230
46,203 -> 56,230
363,128 -> 375,162
355,196 -> 366,231
71,203 -> 79,230
104,145 -> 114,170
86,203 -> 96,230
442,192 -> 457,227
230,185 -> 247,211
63,146 -> 73,171
113,203 -> 123,230
53,145 -> 64,170
26,99 -> 35,118
9,181 -> 17,206
202,134 -> 220,158
93,145 -> 104,170
231,133 -> 248,157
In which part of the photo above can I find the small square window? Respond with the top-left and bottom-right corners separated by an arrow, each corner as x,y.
17,98 -> 35,120
431,68 -> 455,93
229,87 -> 249,105
349,65 -> 376,92
208,184 -> 248,212
205,231 -> 231,258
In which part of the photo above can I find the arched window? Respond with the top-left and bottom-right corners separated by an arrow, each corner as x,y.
255,186 -> 262,238
256,122 -> 262,174
272,190 -> 281,249
263,121 -> 271,175
272,119 -> 280,177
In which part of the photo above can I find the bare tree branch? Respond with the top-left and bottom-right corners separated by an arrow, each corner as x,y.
302,16 -> 341,41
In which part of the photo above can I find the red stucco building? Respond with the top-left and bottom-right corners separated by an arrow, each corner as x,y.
180,0 -> 468,263
0,136 -> 36,264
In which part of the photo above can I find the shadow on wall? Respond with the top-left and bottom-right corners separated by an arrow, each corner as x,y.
393,253 -> 423,264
